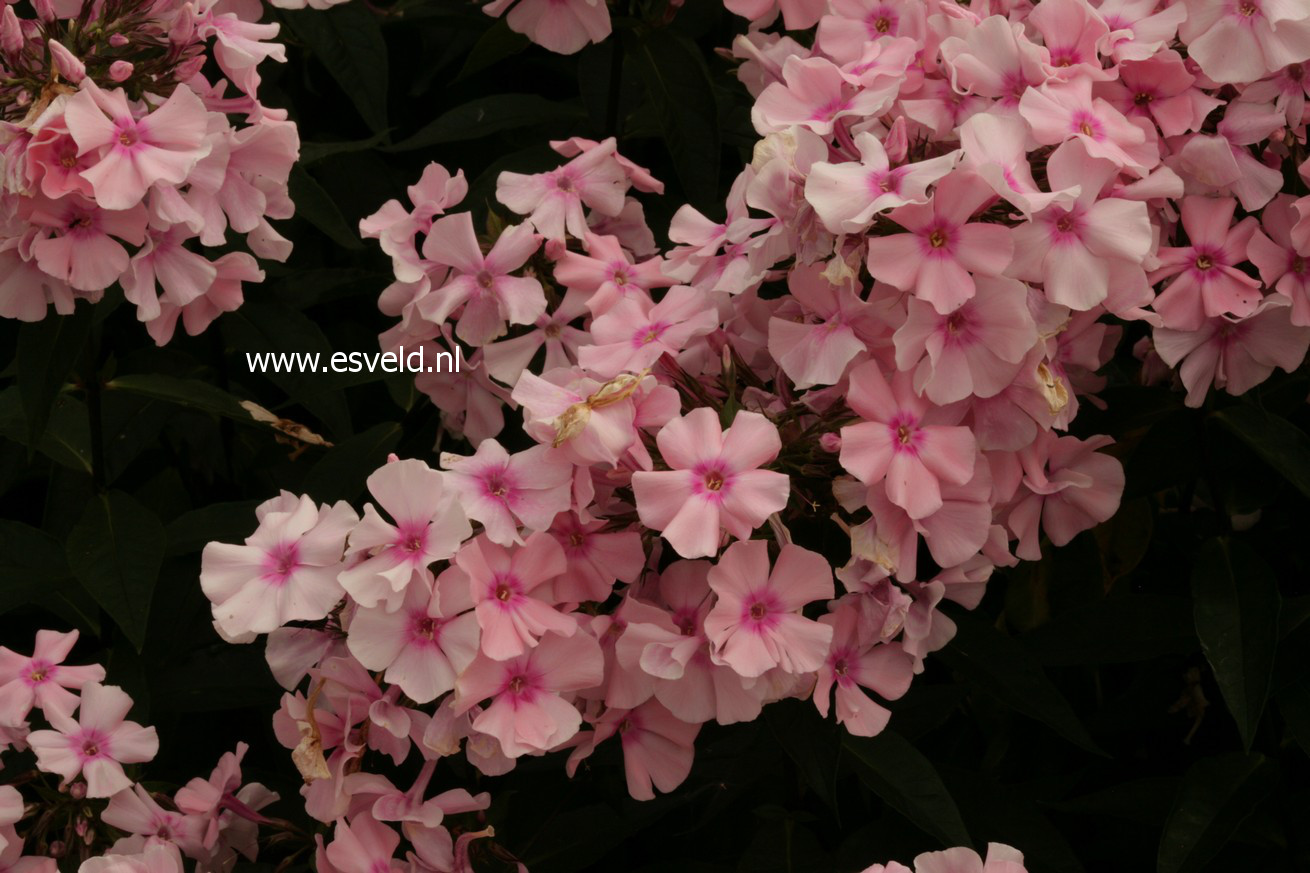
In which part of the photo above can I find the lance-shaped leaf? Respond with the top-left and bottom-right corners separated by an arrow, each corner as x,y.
844,730 -> 971,848
1158,752 -> 1278,873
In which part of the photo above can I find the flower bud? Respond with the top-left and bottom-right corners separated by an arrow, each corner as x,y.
68,781 -> 86,799
47,40 -> 86,84
108,60 -> 133,82
31,0 -> 56,22
0,7 -> 22,57
108,33 -> 129,47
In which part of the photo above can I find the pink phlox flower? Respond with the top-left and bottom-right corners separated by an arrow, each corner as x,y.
361,162 -> 467,284
893,275 -> 1038,404
1153,294 -> 1310,407
0,629 -> 105,726
496,137 -> 627,239
551,137 -> 663,194
547,511 -> 645,603
144,250 -> 263,345
703,540 -> 835,678
63,80 -> 210,210
441,440 -> 573,546
121,223 -> 218,322
566,698 -> 699,801
1097,0 -> 1188,63
102,783 -> 210,859
632,409 -> 791,559
1249,193 -> 1310,325
324,813 -> 404,873
551,232 -> 674,318
839,361 -> 977,520
23,113 -> 97,200
195,0 -> 288,97
78,842 -> 183,873
338,458 -> 470,611
937,13 -> 1049,105
813,601 -> 913,736
414,342 -> 512,445
1028,0 -> 1113,81
1004,432 -> 1125,560
1008,140 -> 1154,311
457,532 -> 576,661
1096,51 -> 1221,138
1241,61 -> 1310,125
815,0 -> 927,67
483,290 -> 589,386
27,682 -> 159,798
345,565 -> 480,704
576,285 -> 719,378
1150,196 -> 1264,330
452,630 -> 604,757
481,0 -> 611,56
866,170 -> 1014,314
1167,102 -> 1286,212
417,213 -> 545,345
1179,0 -> 1310,85
805,130 -> 960,234
724,0 -> 825,29
25,193 -> 147,293
957,113 -> 1078,216
201,491 -> 357,639
767,264 -> 888,388
587,196 -> 660,259
751,55 -> 899,136
1019,77 -> 1159,173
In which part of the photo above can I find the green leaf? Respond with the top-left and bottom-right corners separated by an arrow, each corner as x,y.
65,490 -> 166,652
1212,404 -> 1310,500
1022,594 -> 1197,665
1158,752 -> 1278,873
300,131 -> 391,164
166,500 -> 262,556
288,164 -> 365,251
844,730 -> 971,848
281,4 -> 388,133
0,522 -> 71,611
302,422 -> 401,505
1191,538 -> 1281,750
456,17 -> 530,80
0,387 -> 93,473
1278,680 -> 1310,758
936,607 -> 1105,754
764,700 -> 840,815
386,94 -> 587,152
16,304 -> 92,452
626,27 -> 719,209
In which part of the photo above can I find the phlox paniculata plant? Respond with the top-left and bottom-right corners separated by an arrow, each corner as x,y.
190,0 -> 1310,868
0,0 -> 296,343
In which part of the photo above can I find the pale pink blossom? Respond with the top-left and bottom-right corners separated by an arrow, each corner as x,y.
496,138 -> 627,239
1151,196 -> 1263,331
457,533 -> 575,660
27,683 -> 158,798
576,285 -> 719,378
813,602 -> 913,736
1004,433 -> 1125,560
805,132 -> 959,234
441,441 -> 572,546
0,629 -> 105,726
1249,194 -> 1310,325
566,698 -> 699,801
482,0 -> 611,56
1179,0 -> 1310,84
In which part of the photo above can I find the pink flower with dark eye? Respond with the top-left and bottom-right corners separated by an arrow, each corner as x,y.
1151,196 -> 1263,331
338,458 -> 471,611
1249,194 -> 1310,326
546,511 -> 646,603
566,698 -> 700,801
324,813 -> 404,873
865,171 -> 1014,314
552,232 -> 673,318
27,683 -> 158,798
1004,432 -> 1125,561
453,631 -> 603,757
458,532 -> 575,660
813,602 -> 914,736
63,80 -> 210,210
417,214 -> 545,345
346,565 -> 480,704
576,285 -> 719,378
201,492 -> 358,639
839,361 -> 977,520
441,440 -> 572,546
496,138 -> 627,239
25,194 -> 147,293
1019,78 -> 1158,172
633,409 -> 791,559
703,540 -> 835,678
752,56 -> 899,136
0,629 -> 105,726
1179,0 -> 1310,84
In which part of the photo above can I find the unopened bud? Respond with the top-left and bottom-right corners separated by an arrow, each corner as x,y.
47,40 -> 86,83
819,432 -> 841,453
48,841 -> 66,858
68,781 -> 86,799
108,60 -> 133,82
0,7 -> 22,57
169,4 -> 195,44
108,33 -> 129,47
31,0 -> 56,22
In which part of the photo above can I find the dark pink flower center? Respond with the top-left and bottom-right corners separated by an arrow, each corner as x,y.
262,541 -> 301,585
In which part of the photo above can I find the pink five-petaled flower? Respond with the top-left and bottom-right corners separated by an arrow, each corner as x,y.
912,844 -> 1030,873
805,131 -> 959,234
703,540 -> 835,678
63,80 -> 211,211
576,285 -> 720,378
1248,194 -> 1310,326
547,511 -> 646,603
1179,0 -> 1310,85
813,602 -> 914,736
632,409 -> 791,559
441,440 -> 572,546
496,138 -> 627,240
27,682 -> 159,798
338,458 -> 471,611
481,0 -> 611,56
453,630 -> 603,757
417,213 -> 545,345
552,232 -> 674,318
200,492 -> 358,640
752,55 -> 898,136
1018,78 -> 1157,172
839,361 -> 977,520
1004,432 -> 1125,561
1151,196 -> 1263,331
865,171 -> 1014,314
346,568 -> 480,704
79,843 -> 184,873
457,532 -> 575,660
324,813 -> 404,873
566,698 -> 700,801
0,629 -> 105,726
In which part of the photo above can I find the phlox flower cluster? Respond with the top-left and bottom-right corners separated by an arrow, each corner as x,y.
0,0 -> 296,343
0,629 -> 278,870
194,0 -> 1310,865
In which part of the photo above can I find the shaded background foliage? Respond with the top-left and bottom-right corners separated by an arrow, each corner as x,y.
1,0 -> 1309,870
